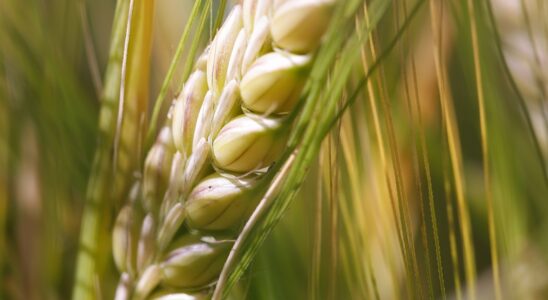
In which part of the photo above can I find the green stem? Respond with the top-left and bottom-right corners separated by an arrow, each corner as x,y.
72,0 -> 154,298
72,1 -> 129,299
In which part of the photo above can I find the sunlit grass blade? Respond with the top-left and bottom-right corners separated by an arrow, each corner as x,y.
465,0 -> 501,298
429,1 -> 477,298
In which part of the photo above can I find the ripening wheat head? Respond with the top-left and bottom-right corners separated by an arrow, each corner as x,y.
112,0 -> 336,298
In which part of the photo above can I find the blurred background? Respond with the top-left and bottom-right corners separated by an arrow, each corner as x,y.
1,0 -> 547,299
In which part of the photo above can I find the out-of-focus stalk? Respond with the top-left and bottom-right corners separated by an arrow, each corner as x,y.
0,84 -> 8,298
72,1 -> 154,299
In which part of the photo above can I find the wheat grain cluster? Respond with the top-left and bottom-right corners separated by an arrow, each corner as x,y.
111,0 -> 335,299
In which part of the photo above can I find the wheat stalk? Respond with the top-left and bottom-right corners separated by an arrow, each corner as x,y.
111,0 -> 335,298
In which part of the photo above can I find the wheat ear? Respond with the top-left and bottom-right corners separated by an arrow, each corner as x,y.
112,0 -> 336,298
